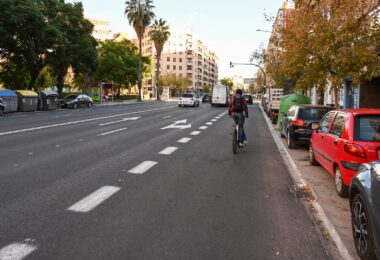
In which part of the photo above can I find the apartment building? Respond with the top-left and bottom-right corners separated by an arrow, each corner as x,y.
139,27 -> 219,96
88,18 -> 112,41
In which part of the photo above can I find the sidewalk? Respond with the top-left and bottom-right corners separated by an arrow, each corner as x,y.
259,105 -> 358,260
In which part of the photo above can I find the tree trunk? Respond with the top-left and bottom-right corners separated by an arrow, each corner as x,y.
56,66 -> 68,97
28,69 -> 40,91
138,38 -> 143,102
156,52 -> 161,101
334,88 -> 339,108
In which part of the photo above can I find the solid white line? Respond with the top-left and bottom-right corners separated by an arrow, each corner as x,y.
67,186 -> 121,213
199,126 -> 208,130
0,243 -> 37,260
129,161 -> 158,174
99,117 -> 140,126
162,115 -> 173,119
0,107 -> 174,137
97,128 -> 127,136
206,122 -> 213,125
190,131 -> 201,136
178,137 -> 192,143
159,146 -> 178,155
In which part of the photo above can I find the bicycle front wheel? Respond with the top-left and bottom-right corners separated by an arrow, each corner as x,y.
232,129 -> 238,154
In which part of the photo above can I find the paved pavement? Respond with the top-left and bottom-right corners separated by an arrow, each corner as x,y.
0,102 -> 329,259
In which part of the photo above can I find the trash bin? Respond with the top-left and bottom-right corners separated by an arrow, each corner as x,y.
16,90 -> 38,112
37,90 -> 59,110
0,90 -> 18,113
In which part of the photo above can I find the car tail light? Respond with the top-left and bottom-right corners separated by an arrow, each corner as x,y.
274,112 -> 278,116
292,119 -> 305,126
344,143 -> 366,158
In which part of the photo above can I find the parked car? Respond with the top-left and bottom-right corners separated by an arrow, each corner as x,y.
281,105 -> 334,148
202,93 -> 211,103
0,97 -> 5,115
178,93 -> 199,107
243,94 -> 253,104
61,94 -> 93,108
310,109 -> 380,197
349,161 -> 380,260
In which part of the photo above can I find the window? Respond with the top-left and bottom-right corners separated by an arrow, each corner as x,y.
173,65 -> 176,70
167,57 -> 170,62
320,112 -> 335,133
179,66 -> 182,70
354,115 -> 380,142
329,113 -> 346,137
179,58 -> 182,62
298,108 -> 333,121
173,58 -> 176,62
167,65 -> 170,69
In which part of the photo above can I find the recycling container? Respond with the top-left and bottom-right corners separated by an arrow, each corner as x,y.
0,90 -> 18,113
16,90 -> 38,112
38,90 -> 59,110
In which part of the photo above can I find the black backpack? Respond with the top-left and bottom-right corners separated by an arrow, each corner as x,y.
233,97 -> 244,112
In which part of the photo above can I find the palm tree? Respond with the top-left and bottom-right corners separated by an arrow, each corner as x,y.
149,18 -> 170,101
125,0 -> 155,101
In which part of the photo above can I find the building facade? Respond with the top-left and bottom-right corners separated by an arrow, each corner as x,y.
88,18 -> 112,41
138,27 -> 219,96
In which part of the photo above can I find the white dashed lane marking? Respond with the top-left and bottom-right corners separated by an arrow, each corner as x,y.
0,242 -> 37,260
67,186 -> 121,213
211,119 -> 217,122
162,115 -> 173,119
178,137 -> 192,143
129,161 -> 158,174
190,131 -> 201,136
199,126 -> 208,130
97,128 -> 127,136
206,122 -> 213,126
159,147 -> 178,155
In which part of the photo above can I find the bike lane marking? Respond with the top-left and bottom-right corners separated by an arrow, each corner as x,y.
159,147 -> 178,155
0,242 -> 37,260
190,131 -> 201,136
67,186 -> 121,213
177,137 -> 192,143
129,161 -> 158,175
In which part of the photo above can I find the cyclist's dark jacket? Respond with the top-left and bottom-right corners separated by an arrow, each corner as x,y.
228,97 -> 248,116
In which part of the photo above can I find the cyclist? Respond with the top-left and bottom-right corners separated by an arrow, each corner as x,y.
228,89 -> 248,147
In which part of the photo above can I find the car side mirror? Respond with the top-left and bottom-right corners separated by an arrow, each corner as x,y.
312,122 -> 321,131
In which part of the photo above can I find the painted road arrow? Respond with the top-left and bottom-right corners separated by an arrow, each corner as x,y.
99,117 -> 141,126
161,119 -> 191,130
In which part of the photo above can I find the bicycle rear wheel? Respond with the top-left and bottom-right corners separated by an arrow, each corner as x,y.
232,129 -> 238,154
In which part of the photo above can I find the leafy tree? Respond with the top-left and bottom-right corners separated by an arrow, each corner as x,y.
281,0 -> 380,106
220,77 -> 234,88
95,40 -> 152,98
149,18 -> 170,101
125,0 -> 155,101
47,1 -> 97,96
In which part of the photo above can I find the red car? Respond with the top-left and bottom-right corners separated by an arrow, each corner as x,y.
310,109 -> 380,197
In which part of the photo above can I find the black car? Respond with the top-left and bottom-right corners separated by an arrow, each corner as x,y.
61,94 -> 93,108
202,93 -> 211,103
0,97 -> 5,115
350,162 -> 380,260
281,105 -> 333,148
243,94 -> 253,104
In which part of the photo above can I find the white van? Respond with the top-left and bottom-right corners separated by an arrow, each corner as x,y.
211,85 -> 229,107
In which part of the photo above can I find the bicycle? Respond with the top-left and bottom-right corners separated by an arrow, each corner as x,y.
231,114 -> 246,154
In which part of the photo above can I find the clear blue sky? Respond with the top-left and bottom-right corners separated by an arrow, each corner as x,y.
69,0 -> 283,79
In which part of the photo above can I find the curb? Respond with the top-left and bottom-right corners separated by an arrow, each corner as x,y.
259,105 -> 354,260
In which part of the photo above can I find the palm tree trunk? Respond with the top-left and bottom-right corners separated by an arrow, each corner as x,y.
138,38 -> 143,102
156,53 -> 161,101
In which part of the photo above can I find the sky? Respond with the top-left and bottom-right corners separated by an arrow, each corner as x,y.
68,0 -> 283,79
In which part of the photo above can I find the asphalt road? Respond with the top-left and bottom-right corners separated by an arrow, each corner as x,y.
0,102 -> 329,260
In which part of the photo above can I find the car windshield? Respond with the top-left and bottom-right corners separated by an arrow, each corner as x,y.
64,95 -> 78,100
181,94 -> 193,98
298,108 -> 332,120
354,115 -> 380,142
